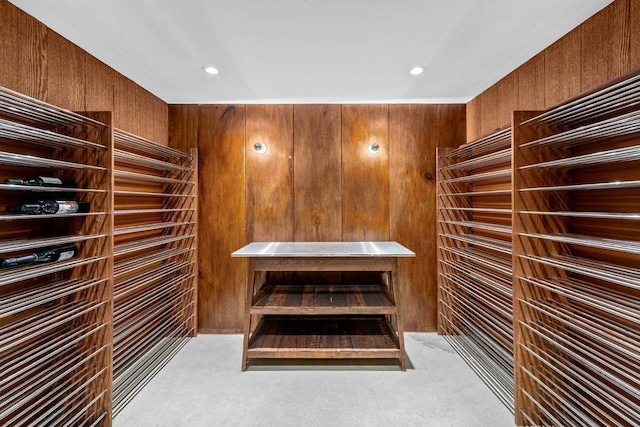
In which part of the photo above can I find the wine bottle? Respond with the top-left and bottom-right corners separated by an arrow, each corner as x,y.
4,176 -> 77,188
6,200 -> 90,215
0,243 -> 78,268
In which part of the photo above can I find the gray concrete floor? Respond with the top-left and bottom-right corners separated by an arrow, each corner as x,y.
114,333 -> 514,426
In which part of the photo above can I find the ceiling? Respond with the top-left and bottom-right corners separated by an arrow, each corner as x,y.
9,0 -> 611,104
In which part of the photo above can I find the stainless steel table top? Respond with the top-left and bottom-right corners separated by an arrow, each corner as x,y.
231,241 -> 415,257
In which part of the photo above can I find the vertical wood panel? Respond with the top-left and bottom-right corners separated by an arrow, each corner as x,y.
0,1 -> 19,92
245,105 -> 294,242
18,10 -> 47,101
341,105 -> 389,241
390,104 -> 465,331
466,96 -> 481,143
153,96 -> 168,145
47,30 -> 84,110
580,0 -> 630,93
84,54 -> 114,112
198,105 -> 246,333
169,105 -> 198,151
137,86 -> 155,142
293,105 -> 342,242
496,71 -> 519,130
518,53 -> 545,111
545,30 -> 582,108
629,0 -> 640,73
114,74 -> 139,134
480,85 -> 499,137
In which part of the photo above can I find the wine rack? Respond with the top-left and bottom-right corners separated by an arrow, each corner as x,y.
112,129 -> 197,415
436,128 -> 515,412
0,87 -> 112,424
513,73 -> 640,425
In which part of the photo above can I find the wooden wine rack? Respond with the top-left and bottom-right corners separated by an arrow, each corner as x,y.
112,130 -> 197,415
0,86 -> 197,424
513,73 -> 640,426
436,128 -> 514,412
0,87 -> 113,425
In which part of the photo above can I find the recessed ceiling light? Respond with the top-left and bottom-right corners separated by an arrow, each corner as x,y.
203,66 -> 219,75
409,66 -> 425,76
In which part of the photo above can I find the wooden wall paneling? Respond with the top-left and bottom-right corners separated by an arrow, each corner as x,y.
518,52 -> 545,111
496,71 -> 519,131
136,86 -> 156,142
466,96 -> 481,143
631,0 -> 640,73
245,105 -> 294,242
389,104 -> 465,331
341,105 -> 390,241
169,105 -> 198,151
0,1 -> 19,92
293,104 -> 342,242
480,84 -> 499,137
198,105 -> 246,333
153,95 -> 168,145
47,31 -> 84,111
84,54 -> 114,112
114,74 -> 139,135
580,0 -> 630,93
544,30 -> 582,108
18,7 -> 47,101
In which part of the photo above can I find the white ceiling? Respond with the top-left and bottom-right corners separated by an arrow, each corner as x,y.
9,0 -> 611,104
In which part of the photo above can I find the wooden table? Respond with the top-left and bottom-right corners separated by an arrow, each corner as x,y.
232,241 -> 415,371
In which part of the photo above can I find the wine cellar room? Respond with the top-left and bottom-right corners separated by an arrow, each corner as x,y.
0,0 -> 638,425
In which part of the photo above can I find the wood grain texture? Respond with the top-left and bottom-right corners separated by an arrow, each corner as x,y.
479,84 -> 499,137
390,105 -> 465,332
114,74 -> 139,134
47,30 -> 84,110
466,96 -> 481,143
544,29 -> 582,108
631,0 -> 640,73
580,0 -> 630,93
137,86 -> 156,142
197,105 -> 246,333
518,52 -> 545,111
293,104 -> 342,242
152,95 -> 168,145
84,54 -> 114,112
496,71 -> 518,131
245,105 -> 294,242
0,1 -> 19,92
18,7 -> 47,101
169,105 -> 198,151
341,104 -> 389,241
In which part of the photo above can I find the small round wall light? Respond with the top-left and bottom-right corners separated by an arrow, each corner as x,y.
367,142 -> 380,155
254,142 -> 268,155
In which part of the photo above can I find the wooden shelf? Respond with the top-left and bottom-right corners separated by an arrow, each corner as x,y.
251,284 -> 395,315
247,315 -> 401,359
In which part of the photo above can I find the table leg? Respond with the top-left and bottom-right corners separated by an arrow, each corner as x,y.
242,259 -> 256,371
390,259 -> 407,371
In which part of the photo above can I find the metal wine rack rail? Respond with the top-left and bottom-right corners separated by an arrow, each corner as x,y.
513,73 -> 640,426
112,129 -> 197,415
436,128 -> 515,412
0,87 -> 112,425
0,86 -> 198,425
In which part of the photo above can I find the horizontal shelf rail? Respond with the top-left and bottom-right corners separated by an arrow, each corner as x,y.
0,151 -> 107,171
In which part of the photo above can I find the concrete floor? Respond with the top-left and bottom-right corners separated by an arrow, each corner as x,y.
114,333 -> 514,426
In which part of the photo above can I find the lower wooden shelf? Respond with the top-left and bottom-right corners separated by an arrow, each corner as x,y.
247,315 -> 401,360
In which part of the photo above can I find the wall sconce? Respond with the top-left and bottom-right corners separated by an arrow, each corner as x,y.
254,142 -> 267,155
367,142 -> 380,155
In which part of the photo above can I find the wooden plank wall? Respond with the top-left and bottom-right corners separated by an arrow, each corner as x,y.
466,0 -> 640,141
0,0 -> 167,144
169,104 -> 466,333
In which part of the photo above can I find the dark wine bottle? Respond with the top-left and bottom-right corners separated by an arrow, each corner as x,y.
4,176 -> 77,188
6,200 -> 90,215
0,243 -> 78,268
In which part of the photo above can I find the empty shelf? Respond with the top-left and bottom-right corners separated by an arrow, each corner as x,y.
518,232 -> 640,255
0,151 -> 107,171
114,170 -> 193,185
439,168 -> 511,185
114,129 -> 192,160
0,118 -> 105,150
520,145 -> 640,170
